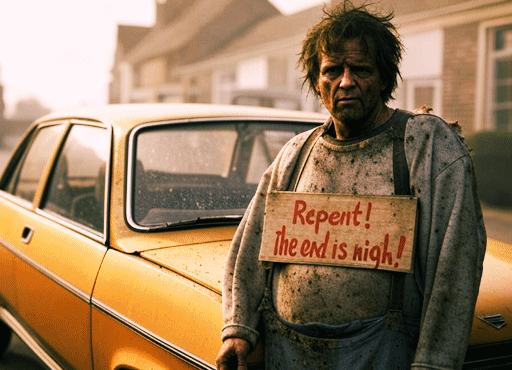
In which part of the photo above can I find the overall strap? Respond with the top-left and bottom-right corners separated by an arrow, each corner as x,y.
261,125 -> 324,272
392,110 -> 413,197
289,125 -> 325,191
389,110 -> 413,313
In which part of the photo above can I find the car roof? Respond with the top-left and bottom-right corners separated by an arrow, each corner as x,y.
35,103 -> 328,132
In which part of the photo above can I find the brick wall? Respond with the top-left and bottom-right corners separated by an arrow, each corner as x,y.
443,22 -> 479,135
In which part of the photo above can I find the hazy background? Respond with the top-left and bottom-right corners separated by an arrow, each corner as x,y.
0,0 -> 326,119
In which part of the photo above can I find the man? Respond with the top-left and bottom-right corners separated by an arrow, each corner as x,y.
217,1 -> 486,369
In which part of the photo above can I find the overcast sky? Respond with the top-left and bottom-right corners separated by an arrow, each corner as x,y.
0,0 -> 326,118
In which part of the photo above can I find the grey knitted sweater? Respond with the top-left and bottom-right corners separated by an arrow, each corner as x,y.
222,110 -> 486,369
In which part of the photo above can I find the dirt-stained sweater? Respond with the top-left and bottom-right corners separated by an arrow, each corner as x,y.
221,110 -> 486,369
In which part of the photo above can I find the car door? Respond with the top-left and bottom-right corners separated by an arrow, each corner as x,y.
1,123 -> 67,320
4,121 -> 110,370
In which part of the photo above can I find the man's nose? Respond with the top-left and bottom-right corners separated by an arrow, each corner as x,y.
339,69 -> 355,89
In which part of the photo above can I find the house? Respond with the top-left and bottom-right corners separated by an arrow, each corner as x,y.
109,25 -> 151,104
110,0 -> 279,104
110,0 -> 512,135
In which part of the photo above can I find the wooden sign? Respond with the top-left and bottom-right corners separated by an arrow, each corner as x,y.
259,191 -> 418,273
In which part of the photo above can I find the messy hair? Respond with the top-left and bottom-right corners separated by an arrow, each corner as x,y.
299,1 -> 403,103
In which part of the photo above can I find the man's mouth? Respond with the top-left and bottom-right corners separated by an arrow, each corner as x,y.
336,97 -> 359,105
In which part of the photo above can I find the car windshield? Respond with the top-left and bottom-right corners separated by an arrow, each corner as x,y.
130,120 -> 317,228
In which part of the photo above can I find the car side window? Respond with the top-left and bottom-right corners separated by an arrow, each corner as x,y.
4,125 -> 65,203
43,125 -> 109,233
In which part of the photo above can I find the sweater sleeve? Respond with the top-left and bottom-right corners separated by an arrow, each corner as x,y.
407,115 -> 487,370
221,128 -> 319,347
220,165 -> 272,347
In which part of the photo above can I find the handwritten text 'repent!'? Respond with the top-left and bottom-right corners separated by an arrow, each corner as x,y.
259,191 -> 418,273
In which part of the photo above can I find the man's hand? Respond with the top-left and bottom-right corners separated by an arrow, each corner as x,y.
216,338 -> 251,370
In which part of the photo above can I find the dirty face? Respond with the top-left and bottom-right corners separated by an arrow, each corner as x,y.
316,39 -> 389,139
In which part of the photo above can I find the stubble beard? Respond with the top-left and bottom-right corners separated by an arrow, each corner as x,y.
333,103 -> 372,133
330,99 -> 389,139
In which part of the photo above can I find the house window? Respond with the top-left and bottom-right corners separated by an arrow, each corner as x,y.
391,30 -> 443,115
489,25 -> 512,131
393,78 -> 442,115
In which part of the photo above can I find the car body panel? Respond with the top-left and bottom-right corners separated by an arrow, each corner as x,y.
112,225 -> 236,255
469,238 -> 512,346
0,244 -> 16,310
3,194 -> 107,370
140,237 -> 234,294
91,307 -> 203,370
91,249 -> 222,369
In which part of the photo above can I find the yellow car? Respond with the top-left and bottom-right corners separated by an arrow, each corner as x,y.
0,104 -> 510,370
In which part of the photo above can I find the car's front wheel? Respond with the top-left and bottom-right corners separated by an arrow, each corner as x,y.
0,320 -> 13,357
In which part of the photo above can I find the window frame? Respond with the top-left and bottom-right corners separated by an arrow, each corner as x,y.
37,119 -> 113,243
405,78 -> 443,116
0,121 -> 68,209
476,16 -> 512,131
488,25 -> 512,131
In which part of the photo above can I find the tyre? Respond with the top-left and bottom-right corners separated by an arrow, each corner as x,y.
0,320 -> 12,357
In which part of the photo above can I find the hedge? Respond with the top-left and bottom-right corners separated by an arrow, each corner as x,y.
465,131 -> 512,208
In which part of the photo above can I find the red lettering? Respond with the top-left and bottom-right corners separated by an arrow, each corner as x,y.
331,243 -> 337,259
353,201 -> 362,226
328,211 -> 341,225
337,242 -> 348,260
353,244 -> 363,261
315,210 -> 328,234
309,231 -> 330,258
345,210 -> 351,226
300,240 -> 311,257
306,209 -> 315,225
292,200 -> 307,224
364,247 -> 369,260
274,226 -> 286,255
369,246 -> 381,268
397,235 -> 406,259
381,234 -> 393,265
273,225 -> 298,257
339,211 -> 348,225
365,202 -> 372,229
289,238 -> 298,257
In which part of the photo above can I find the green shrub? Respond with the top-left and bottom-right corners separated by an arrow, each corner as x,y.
466,131 -> 512,208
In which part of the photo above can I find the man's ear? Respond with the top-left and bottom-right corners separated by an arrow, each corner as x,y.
380,76 -> 387,92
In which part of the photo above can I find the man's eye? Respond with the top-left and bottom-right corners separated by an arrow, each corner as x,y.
324,67 -> 340,75
354,67 -> 371,76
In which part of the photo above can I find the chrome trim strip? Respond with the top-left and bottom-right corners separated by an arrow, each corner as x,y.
35,208 -> 105,243
125,116 -> 324,231
0,190 -> 34,210
91,298 -> 216,370
0,308 -> 64,370
0,237 -> 90,304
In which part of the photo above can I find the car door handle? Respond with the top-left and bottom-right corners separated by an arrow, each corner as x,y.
21,226 -> 34,244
